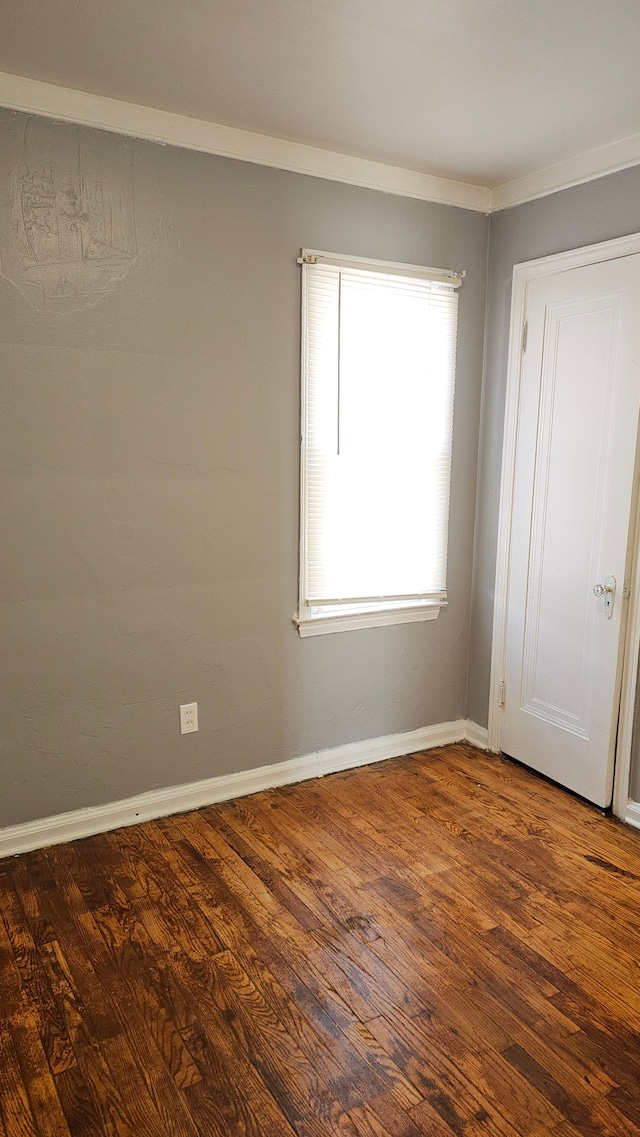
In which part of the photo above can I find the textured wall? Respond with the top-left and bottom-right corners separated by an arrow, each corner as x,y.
468,164 -> 640,802
0,109 -> 488,827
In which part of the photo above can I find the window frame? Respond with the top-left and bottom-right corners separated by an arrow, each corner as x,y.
295,248 -> 462,637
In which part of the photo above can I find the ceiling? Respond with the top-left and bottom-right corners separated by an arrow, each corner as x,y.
1,0 -> 640,190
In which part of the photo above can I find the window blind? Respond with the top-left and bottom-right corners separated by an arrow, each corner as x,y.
301,256 -> 458,611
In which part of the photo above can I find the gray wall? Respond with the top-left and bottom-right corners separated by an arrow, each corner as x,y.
468,164 -> 640,804
0,109 -> 488,828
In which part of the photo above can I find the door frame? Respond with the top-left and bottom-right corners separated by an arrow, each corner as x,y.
488,231 -> 640,820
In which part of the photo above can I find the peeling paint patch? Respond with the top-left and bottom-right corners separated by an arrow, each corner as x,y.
0,117 -> 161,311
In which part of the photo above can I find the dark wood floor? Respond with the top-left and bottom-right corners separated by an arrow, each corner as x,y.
1,744 -> 640,1137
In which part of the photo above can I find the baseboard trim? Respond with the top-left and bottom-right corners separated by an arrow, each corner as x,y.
624,800 -> 640,832
0,718 -> 486,858
461,720 -> 489,750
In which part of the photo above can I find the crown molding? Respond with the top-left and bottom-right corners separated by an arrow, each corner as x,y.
3,70 -> 640,215
491,129 -> 640,212
0,70 -> 491,213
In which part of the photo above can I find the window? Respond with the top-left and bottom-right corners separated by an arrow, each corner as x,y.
296,249 -> 462,636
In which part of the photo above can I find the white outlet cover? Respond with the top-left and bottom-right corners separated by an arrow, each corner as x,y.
180,702 -> 198,734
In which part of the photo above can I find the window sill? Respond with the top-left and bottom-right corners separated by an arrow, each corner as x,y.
294,600 -> 446,637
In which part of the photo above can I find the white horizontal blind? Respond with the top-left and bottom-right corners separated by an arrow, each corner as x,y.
302,258 -> 458,609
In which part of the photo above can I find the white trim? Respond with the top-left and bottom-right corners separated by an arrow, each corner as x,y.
299,249 -> 464,286
0,71 -> 491,213
0,719 -> 486,859
464,721 -> 489,750
487,251 -> 531,754
297,251 -> 456,635
318,719 -> 478,775
492,231 -> 640,285
295,601 -> 444,637
613,465 -> 640,819
624,800 -> 640,831
488,231 -> 640,815
3,72 -> 640,214
491,129 -> 640,212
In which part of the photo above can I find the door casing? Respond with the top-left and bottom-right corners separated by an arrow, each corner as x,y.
488,231 -> 640,822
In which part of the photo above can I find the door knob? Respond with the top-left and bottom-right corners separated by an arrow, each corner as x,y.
593,575 -> 616,618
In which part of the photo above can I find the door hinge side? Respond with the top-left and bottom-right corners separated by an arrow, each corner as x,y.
521,322 -> 528,354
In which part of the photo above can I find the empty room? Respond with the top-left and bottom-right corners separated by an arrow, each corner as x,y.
1,2 -> 640,1134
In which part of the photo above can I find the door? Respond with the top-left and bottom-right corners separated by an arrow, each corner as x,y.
501,252 -> 640,807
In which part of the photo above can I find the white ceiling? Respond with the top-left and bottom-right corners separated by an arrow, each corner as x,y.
1,0 -> 640,190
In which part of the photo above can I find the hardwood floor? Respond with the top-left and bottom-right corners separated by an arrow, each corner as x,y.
1,744 -> 640,1137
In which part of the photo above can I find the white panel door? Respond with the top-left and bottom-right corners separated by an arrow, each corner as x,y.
502,253 -> 640,807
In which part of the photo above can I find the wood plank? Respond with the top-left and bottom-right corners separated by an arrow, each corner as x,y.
169,830 -> 424,1114
368,1010 -> 522,1137
0,745 -> 639,1137
7,1017 -> 71,1137
502,1042 -> 637,1137
0,878 -> 76,1076
0,1023 -> 39,1137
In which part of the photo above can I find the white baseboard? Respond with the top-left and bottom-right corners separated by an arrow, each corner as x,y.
319,718 -> 485,776
0,718 -> 486,859
460,720 -> 489,750
624,800 -> 640,831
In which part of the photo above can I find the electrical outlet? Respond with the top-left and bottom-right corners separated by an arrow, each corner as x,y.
180,702 -> 198,734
